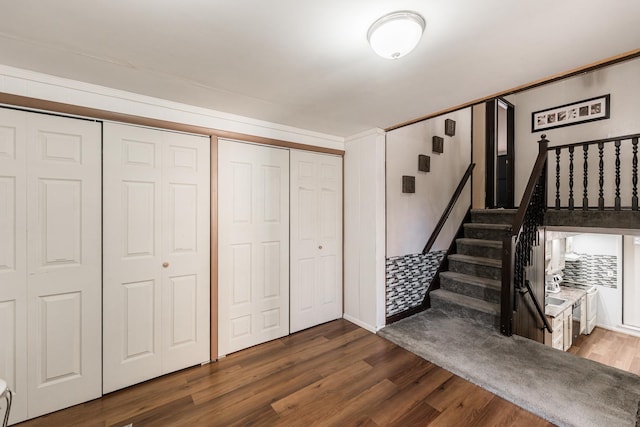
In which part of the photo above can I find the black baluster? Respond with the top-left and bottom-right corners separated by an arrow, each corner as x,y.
615,140 -> 621,210
569,146 -> 574,210
598,142 -> 604,210
633,137 -> 638,211
583,144 -> 589,210
555,148 -> 561,209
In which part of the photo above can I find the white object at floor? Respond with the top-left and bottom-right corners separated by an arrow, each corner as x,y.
0,378 -> 12,427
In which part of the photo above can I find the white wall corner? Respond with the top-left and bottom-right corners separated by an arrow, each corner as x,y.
342,314 -> 379,333
343,129 -> 387,331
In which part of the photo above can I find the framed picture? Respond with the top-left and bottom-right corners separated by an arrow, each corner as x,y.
402,175 -> 415,193
531,94 -> 610,132
445,119 -> 456,136
418,154 -> 430,172
432,136 -> 444,154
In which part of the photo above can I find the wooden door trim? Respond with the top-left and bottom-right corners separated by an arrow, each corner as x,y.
485,100 -> 496,208
505,98 -> 515,208
0,92 -> 345,156
210,136 -> 218,361
386,48 -> 640,131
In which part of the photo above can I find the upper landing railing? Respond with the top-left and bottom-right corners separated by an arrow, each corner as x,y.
550,134 -> 639,211
501,133 -> 639,337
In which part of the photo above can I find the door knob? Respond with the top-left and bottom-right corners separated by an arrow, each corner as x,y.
318,245 -> 323,250
162,262 -> 169,268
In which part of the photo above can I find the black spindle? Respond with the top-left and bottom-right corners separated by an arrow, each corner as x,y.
598,142 -> 604,210
569,146 -> 574,210
555,148 -> 561,209
615,140 -> 621,210
583,144 -> 589,210
633,137 -> 638,211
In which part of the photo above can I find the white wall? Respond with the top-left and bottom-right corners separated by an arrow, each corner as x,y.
344,129 -> 386,332
386,108 -> 472,257
623,236 -> 640,330
472,103 -> 486,209
508,57 -> 640,204
0,64 -> 344,150
571,234 -> 623,332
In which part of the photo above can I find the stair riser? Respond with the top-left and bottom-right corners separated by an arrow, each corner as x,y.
440,277 -> 501,304
449,259 -> 501,280
430,293 -> 499,329
464,227 -> 511,241
456,242 -> 502,260
470,211 -> 516,225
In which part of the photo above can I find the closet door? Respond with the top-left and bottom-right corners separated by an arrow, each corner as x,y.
160,130 -> 211,373
0,108 -> 28,424
218,140 -> 289,356
103,124 -> 163,392
103,123 -> 210,393
290,150 -> 342,333
26,114 -> 102,418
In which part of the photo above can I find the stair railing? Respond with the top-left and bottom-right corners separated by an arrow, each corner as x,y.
501,135 -> 550,336
501,132 -> 640,336
422,163 -> 475,254
550,133 -> 639,210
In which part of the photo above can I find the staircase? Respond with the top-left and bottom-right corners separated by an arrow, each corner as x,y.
429,209 -> 517,329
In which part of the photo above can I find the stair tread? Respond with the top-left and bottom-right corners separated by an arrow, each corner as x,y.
470,208 -> 518,214
463,223 -> 512,230
456,238 -> 502,248
440,271 -> 501,290
430,289 -> 499,315
448,254 -> 501,268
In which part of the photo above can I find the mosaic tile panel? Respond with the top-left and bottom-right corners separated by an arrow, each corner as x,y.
562,253 -> 618,288
386,251 -> 446,317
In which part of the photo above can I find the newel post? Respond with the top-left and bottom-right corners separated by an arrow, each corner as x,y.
538,134 -> 549,152
539,134 -> 549,210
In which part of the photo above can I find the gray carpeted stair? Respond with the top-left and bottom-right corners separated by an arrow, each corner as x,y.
448,254 -> 501,280
463,223 -> 511,240
470,208 -> 518,225
429,289 -> 500,328
430,209 -> 516,330
455,238 -> 502,259
440,271 -> 501,304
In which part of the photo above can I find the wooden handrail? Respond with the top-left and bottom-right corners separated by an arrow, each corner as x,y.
523,280 -> 553,333
501,135 -> 548,336
422,163 -> 475,254
544,132 -> 640,151
511,136 -> 549,236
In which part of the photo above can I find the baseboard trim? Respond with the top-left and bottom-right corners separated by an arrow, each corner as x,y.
342,314 -> 379,333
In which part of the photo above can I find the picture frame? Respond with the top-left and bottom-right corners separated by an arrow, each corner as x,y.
445,119 -> 456,136
531,94 -> 610,132
432,136 -> 444,154
402,175 -> 415,193
418,154 -> 430,172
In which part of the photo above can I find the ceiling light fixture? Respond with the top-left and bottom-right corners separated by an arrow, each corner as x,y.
367,11 -> 426,60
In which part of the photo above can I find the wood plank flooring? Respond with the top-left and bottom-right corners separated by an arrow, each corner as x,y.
569,326 -> 640,375
16,320 -> 553,427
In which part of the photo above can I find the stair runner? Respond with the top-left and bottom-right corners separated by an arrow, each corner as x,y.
430,209 -> 517,329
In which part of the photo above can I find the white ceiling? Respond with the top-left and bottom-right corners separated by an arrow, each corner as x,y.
0,1 -> 639,137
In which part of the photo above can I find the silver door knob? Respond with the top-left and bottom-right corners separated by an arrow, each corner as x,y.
162,262 -> 169,268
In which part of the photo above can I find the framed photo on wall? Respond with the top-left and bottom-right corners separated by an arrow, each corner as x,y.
531,94 -> 610,132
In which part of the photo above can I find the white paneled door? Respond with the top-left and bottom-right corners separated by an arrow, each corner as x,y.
0,108 -> 28,424
290,150 -> 342,333
218,140 -> 289,356
26,114 -> 102,418
0,108 -> 102,423
103,123 -> 210,393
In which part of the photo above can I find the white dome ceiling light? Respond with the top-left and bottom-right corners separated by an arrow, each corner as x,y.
367,11 -> 426,60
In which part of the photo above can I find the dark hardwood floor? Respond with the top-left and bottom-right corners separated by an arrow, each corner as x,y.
569,326 -> 640,375
16,320 -> 553,427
